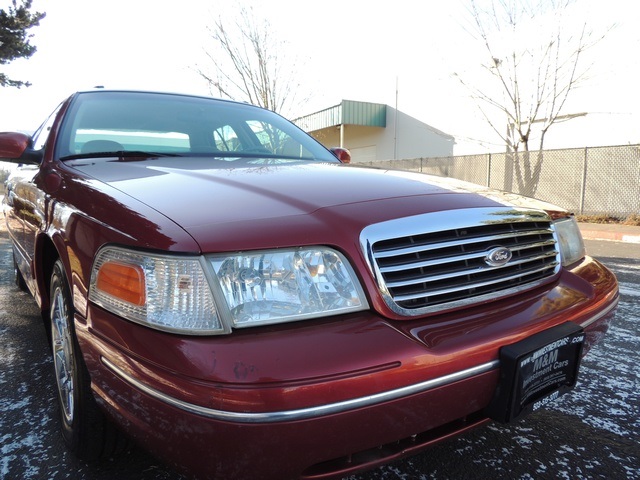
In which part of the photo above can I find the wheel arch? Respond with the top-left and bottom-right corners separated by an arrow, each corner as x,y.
35,232 -> 63,343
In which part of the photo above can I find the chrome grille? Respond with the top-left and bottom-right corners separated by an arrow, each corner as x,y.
361,208 -> 562,316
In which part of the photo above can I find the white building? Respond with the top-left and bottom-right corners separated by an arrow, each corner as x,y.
294,100 -> 454,163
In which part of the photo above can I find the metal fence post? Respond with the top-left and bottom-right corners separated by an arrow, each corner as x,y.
579,147 -> 588,215
487,153 -> 492,187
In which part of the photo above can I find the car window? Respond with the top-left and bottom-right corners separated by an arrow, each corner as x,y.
55,91 -> 337,163
32,102 -> 64,151
212,125 -> 239,152
211,119 -> 316,158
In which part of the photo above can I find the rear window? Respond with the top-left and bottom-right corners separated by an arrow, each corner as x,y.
75,129 -> 191,153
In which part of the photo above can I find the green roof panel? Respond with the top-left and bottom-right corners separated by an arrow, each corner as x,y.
341,100 -> 386,127
294,100 -> 387,131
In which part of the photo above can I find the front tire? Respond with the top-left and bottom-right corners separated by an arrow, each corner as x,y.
13,251 -> 27,291
50,259 -> 127,460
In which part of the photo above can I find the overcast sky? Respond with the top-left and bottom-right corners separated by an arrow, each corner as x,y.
0,0 -> 638,154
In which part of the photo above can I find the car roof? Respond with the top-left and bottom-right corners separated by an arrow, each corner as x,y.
73,88 -> 252,108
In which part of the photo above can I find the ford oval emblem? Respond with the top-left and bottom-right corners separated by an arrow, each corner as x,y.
485,247 -> 512,267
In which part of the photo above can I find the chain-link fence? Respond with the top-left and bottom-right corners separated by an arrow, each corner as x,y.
355,144 -> 640,217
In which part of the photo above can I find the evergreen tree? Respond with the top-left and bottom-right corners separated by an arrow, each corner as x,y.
0,0 -> 45,88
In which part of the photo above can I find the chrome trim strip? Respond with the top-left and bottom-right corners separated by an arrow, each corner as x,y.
374,228 -> 555,258
380,247 -> 556,275
101,357 -> 500,424
579,297 -> 619,328
386,255 -> 558,288
394,263 -> 558,302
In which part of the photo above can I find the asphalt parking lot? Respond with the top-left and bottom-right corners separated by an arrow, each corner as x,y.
1,225 -> 639,480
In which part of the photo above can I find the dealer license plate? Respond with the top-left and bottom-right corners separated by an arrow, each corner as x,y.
487,322 -> 585,423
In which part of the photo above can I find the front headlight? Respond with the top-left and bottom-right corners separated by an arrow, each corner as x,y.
89,247 -> 227,335
89,245 -> 368,334
554,216 -> 586,267
209,247 -> 368,328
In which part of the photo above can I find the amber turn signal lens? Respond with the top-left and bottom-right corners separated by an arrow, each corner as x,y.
96,261 -> 146,306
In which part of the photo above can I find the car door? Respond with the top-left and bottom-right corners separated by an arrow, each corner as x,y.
7,166 -> 39,288
14,105 -> 61,287
20,168 -> 45,279
4,169 -> 25,241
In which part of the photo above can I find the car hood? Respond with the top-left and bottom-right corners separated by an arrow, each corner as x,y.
68,158 -> 561,251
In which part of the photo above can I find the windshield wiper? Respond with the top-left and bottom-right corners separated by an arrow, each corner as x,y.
60,150 -> 181,161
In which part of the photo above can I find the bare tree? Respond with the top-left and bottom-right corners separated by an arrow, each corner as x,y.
196,6 -> 308,117
456,0 -> 608,196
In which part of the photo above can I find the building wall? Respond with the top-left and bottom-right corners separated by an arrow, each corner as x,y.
307,107 -> 454,163
392,109 -> 454,160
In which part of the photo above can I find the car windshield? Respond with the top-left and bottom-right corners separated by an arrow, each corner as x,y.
55,91 -> 338,164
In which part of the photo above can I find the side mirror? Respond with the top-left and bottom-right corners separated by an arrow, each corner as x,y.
0,132 -> 32,162
330,147 -> 351,164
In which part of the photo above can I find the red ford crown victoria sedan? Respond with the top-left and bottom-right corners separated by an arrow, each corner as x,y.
0,90 -> 618,479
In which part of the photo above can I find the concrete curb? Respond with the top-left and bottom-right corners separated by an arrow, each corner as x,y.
579,223 -> 640,244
